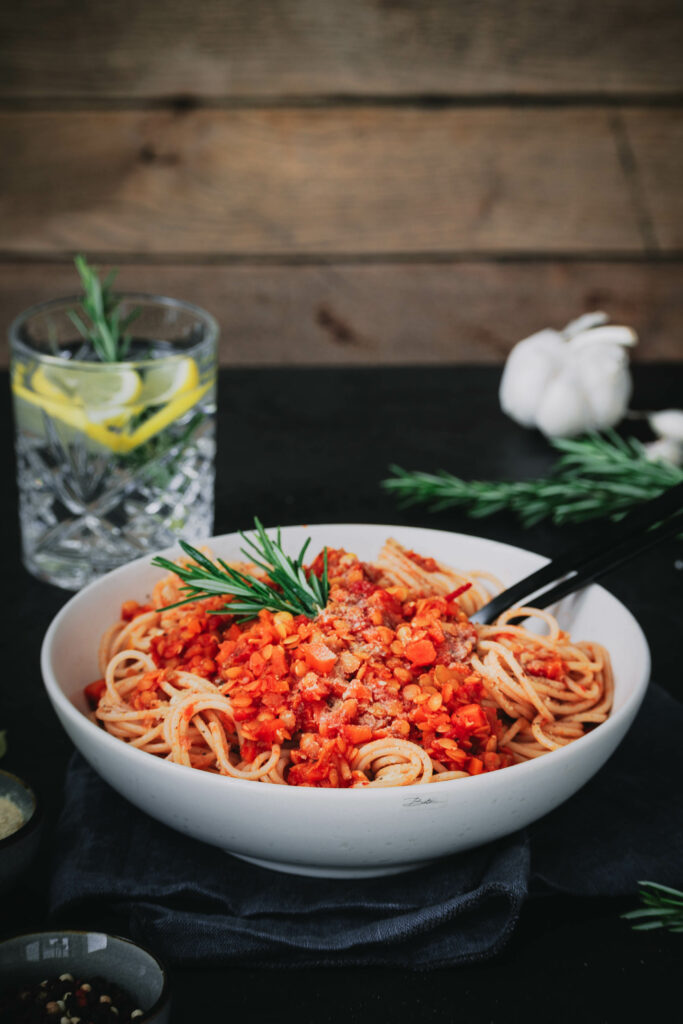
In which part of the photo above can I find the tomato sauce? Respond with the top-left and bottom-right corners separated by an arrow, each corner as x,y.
115,548 -> 520,787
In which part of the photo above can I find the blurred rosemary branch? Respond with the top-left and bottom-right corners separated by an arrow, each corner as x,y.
382,432 -> 683,527
622,882 -> 683,933
68,254 -> 140,362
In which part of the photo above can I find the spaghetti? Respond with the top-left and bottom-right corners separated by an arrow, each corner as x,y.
88,539 -> 613,788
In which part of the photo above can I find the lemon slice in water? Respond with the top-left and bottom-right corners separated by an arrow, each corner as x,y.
137,357 -> 199,406
32,364 -> 142,422
13,356 -> 208,454
125,357 -> 205,450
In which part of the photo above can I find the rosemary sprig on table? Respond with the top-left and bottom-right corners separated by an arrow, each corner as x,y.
622,882 -> 683,932
383,432 -> 683,527
152,518 -> 329,621
67,255 -> 140,362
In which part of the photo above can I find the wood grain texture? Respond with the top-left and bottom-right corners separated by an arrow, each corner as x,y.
1,0 -> 681,100
2,261 -> 681,366
1,107 -> 674,256
622,109 -> 683,250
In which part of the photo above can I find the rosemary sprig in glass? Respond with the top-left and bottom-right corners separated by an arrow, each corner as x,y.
622,881 -> 683,933
67,254 -> 140,362
152,518 -> 329,622
382,432 -> 683,527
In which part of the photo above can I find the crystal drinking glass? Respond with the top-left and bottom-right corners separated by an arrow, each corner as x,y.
10,294 -> 218,590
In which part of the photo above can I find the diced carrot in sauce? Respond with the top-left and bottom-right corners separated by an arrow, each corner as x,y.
120,600 -> 152,621
404,640 -> 437,666
526,658 -> 566,681
344,724 -> 373,744
302,642 -> 337,675
452,703 -> 489,738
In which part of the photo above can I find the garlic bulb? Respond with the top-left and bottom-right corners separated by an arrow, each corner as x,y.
643,408 -> 683,467
648,409 -> 683,444
643,437 -> 683,466
499,312 -> 637,438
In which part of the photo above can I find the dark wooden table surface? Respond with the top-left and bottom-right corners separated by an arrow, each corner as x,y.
2,365 -> 681,1022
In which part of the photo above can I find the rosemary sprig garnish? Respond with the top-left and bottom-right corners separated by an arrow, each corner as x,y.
152,518 -> 329,622
382,432 -> 683,527
67,254 -> 140,362
622,881 -> 683,932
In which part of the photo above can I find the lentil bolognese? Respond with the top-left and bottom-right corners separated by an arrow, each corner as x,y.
87,538 -> 613,787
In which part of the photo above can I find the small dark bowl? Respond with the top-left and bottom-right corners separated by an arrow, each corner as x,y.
0,930 -> 170,1022
0,769 -> 43,895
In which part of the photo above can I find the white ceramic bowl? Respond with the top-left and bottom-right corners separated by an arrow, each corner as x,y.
41,524 -> 650,878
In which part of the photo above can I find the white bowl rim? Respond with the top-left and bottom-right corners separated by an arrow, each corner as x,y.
41,522 -> 651,800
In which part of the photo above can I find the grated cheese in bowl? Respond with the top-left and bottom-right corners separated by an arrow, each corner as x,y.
0,795 -> 24,840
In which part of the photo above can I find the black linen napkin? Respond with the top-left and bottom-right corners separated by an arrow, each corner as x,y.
49,685 -> 683,968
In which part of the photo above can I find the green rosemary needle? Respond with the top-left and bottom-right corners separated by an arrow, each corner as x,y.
67,254 -> 140,362
382,432 -> 683,527
622,881 -> 683,933
152,518 -> 329,622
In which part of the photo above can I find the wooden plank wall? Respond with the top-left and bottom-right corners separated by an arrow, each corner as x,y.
1,0 -> 681,365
